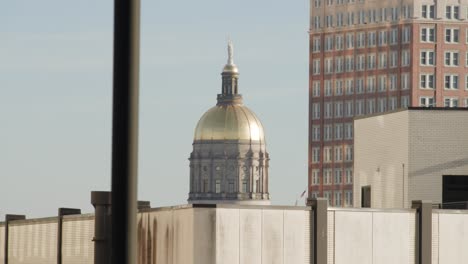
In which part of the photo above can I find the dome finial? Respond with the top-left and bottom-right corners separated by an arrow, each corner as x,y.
227,38 -> 234,65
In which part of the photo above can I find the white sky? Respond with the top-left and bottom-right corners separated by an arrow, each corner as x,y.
1,0 -> 309,219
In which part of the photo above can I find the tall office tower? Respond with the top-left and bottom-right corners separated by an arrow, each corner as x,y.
308,0 -> 468,206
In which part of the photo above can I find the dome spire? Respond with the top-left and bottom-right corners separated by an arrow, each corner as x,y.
227,38 -> 234,65
218,39 -> 242,105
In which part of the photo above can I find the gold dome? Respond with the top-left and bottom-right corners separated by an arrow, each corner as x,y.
194,104 -> 265,142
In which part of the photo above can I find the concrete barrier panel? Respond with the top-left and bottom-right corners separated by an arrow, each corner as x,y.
334,211 -> 372,264
372,211 -> 415,264
62,215 -> 94,264
284,210 -> 309,264
438,212 -> 468,264
216,208 -> 239,264
239,209 -> 262,264
262,209 -> 283,264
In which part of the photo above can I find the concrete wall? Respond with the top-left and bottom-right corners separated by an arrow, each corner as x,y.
135,205 -> 310,264
354,110 -> 410,208
8,217 -> 58,264
62,214 -> 94,264
408,110 -> 468,204
1,204 -> 468,264
432,210 -> 468,264
328,209 -> 416,264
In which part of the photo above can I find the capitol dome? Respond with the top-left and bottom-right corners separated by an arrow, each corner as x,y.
188,40 -> 270,205
193,104 -> 265,142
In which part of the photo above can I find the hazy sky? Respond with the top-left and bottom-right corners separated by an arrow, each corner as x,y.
1,0 -> 309,219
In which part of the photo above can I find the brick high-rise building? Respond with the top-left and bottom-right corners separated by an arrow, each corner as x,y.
308,0 -> 468,206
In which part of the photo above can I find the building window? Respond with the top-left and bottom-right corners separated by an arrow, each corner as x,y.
334,191 -> 342,206
466,52 -> 468,66
202,179 -> 209,192
334,169 -> 342,184
389,97 -> 397,110
389,51 -> 398,68
420,74 -> 434,89
378,75 -> 387,91
401,50 -> 410,66
312,103 -> 320,120
325,80 -> 332,96
444,51 -> 459,66
335,101 -> 343,118
378,31 -> 387,46
445,28 -> 459,43
335,57 -> 344,73
324,147 -> 332,163
444,74 -> 459,89
312,59 -> 320,75
391,7 -> 399,21
324,169 -> 332,185
378,97 -> 387,112
312,147 -> 320,163
402,26 -> 411,43
312,170 -> 320,185
389,74 -> 397,90
347,12 -> 355,26
444,97 -> 459,107
367,99 -> 375,114
323,191 -> 331,205
345,79 -> 354,94
356,78 -> 364,93
466,75 -> 468,90
401,73 -> 410,90
367,31 -> 376,46
335,35 -> 344,50
358,10 -> 365,24
312,81 -> 320,97
312,125 -> 321,141
356,100 -> 364,115
215,180 -> 221,193
345,56 -> 354,72
356,54 -> 365,71
421,28 -> 435,42
346,33 -> 355,49
464,98 -> 468,107
420,96 -> 435,107
228,181 -> 234,193
312,37 -> 321,52
357,31 -> 365,48
422,5 -> 435,18
345,101 -> 354,117
334,123 -> 343,139
401,96 -> 409,108
336,13 -> 344,27
313,0 -> 321,8
378,52 -> 387,69
366,76 -> 376,92
345,145 -> 353,161
324,124 -> 332,141
325,102 -> 332,118
325,58 -> 333,74
313,16 -> 321,29
334,146 -> 343,161
344,123 -> 353,139
446,6 -> 460,19
326,15 -> 333,27
420,51 -> 435,66
390,28 -> 398,44
367,53 -> 376,69
242,180 -> 248,193
325,36 -> 333,51
345,191 -> 353,206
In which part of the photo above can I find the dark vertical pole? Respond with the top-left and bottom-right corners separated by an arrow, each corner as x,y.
307,198 -> 328,264
412,200 -> 432,264
92,191 -> 112,264
57,208 -> 81,264
4,215 -> 26,264
111,0 -> 141,264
